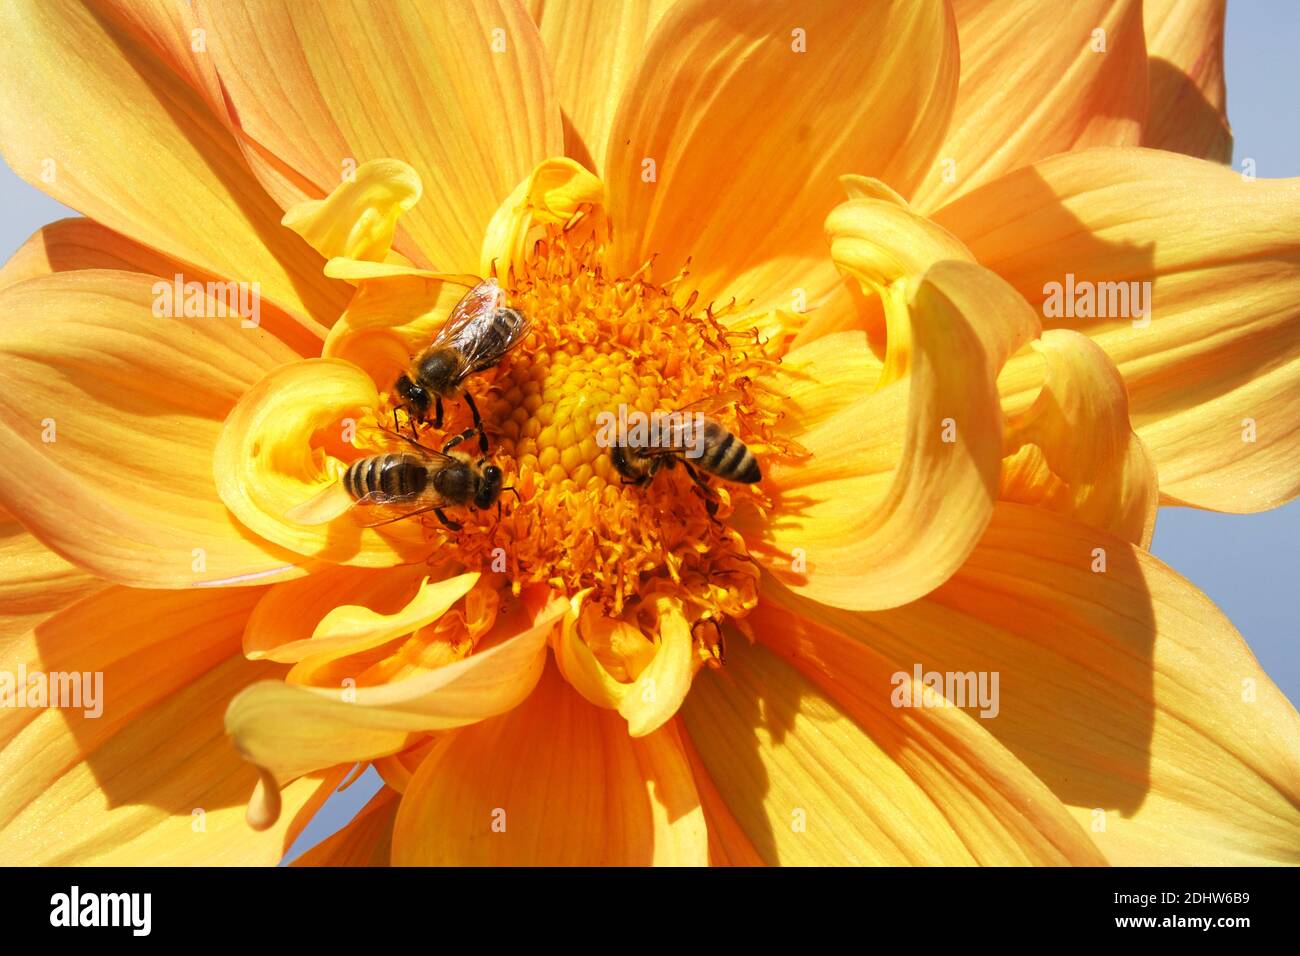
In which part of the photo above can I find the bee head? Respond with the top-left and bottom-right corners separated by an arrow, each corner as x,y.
474,463 -> 504,511
393,373 -> 431,416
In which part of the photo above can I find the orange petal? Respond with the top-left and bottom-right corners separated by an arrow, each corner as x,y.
740,260 -> 1038,610
480,157 -> 606,277
200,0 -> 562,273
0,586 -> 334,864
606,0 -> 959,312
684,619 -> 1104,865
244,563 -> 424,662
553,593 -> 694,737
224,593 -> 567,783
935,148 -> 1300,512
856,503 -> 1300,865
0,516 -> 102,644
213,358 -> 431,567
772,330 -> 881,436
0,0 -> 347,333
677,722 -> 765,866
1000,330 -> 1158,546
526,0 -> 675,172
823,190 -> 975,387
1142,0 -> 1232,162
911,0 -> 1147,212
321,274 -> 481,388
0,218 -> 326,357
247,567 -> 476,665
281,159 -> 423,263
0,271 -> 308,588
391,663 -> 706,865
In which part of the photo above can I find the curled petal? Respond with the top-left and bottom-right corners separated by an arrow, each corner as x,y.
1000,330 -> 1158,546
213,358 -> 428,568
741,261 -> 1038,610
935,148 -> 1300,512
554,593 -> 694,737
824,192 -> 975,387
281,159 -> 423,263
245,565 -> 476,664
224,591 -> 567,785
481,157 -> 606,277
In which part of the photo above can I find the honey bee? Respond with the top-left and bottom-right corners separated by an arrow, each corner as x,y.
287,428 -> 515,532
394,278 -> 530,453
611,412 -> 761,491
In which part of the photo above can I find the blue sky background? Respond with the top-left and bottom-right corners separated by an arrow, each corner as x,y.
0,1 -> 1294,862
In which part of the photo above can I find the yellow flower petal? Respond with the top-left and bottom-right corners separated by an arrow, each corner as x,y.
740,260 -> 1038,610
213,357 -> 431,568
606,0 -> 958,313
0,514 -> 102,644
682,633 -> 1103,865
526,0 -> 675,172
247,567 -> 477,666
0,218 -> 326,357
935,147 -> 1300,512
1142,0 -> 1232,162
224,592 -> 567,783
0,586 -> 334,864
200,0 -> 562,272
813,502 -> 1300,865
391,663 -> 706,865
554,594 -> 693,737
1000,330 -> 1158,546
321,274 -> 481,387
768,330 -> 880,439
824,191 -> 975,387
0,0 -> 347,333
281,158 -> 422,263
911,0 -> 1147,212
0,271 -> 308,588
480,157 -> 606,277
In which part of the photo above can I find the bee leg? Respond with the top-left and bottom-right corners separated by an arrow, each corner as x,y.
441,427 -> 479,454
433,395 -> 444,429
434,508 -> 462,531
683,462 -> 720,519
462,391 -> 489,453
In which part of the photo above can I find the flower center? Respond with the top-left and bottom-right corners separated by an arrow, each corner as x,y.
395,221 -> 781,635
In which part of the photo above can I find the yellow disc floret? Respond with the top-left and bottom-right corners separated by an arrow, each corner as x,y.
386,215 -> 785,635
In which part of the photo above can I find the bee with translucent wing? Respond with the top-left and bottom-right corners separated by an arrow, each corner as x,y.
287,427 -> 515,532
393,278 -> 531,453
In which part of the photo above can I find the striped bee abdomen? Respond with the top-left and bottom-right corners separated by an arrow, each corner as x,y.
344,454 -> 429,502
698,420 -> 761,484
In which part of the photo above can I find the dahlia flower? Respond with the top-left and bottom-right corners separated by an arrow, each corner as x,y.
0,0 -> 1296,866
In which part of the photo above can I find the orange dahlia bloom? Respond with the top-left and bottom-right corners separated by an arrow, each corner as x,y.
0,0 -> 1297,866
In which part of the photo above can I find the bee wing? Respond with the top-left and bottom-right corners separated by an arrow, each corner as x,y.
456,306 -> 531,375
428,278 -> 507,350
674,388 -> 745,418
349,495 -> 445,528
285,481 -> 356,525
